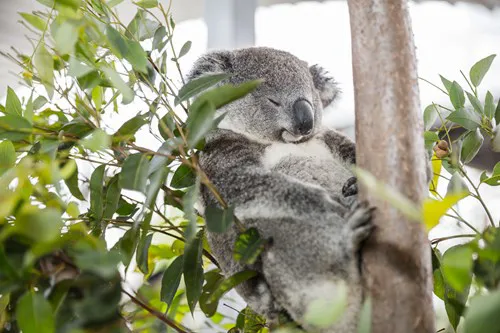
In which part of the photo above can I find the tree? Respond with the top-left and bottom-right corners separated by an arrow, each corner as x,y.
1,1 -> 500,333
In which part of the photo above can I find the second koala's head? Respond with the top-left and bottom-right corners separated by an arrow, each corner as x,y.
187,47 -> 339,143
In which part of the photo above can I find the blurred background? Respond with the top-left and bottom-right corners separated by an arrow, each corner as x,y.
1,1 -> 499,331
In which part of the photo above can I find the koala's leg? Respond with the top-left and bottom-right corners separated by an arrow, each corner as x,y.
255,209 -> 373,333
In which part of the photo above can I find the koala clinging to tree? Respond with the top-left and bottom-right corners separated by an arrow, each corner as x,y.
188,47 -> 373,332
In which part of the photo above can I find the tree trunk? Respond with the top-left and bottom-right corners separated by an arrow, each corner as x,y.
347,1 -> 435,332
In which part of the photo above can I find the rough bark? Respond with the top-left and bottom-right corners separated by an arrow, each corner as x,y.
347,1 -> 435,332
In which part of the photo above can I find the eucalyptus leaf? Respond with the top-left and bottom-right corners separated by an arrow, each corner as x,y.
177,41 -> 192,59
205,205 -> 234,233
20,13 -> 46,31
90,165 -> 106,220
449,81 -> 465,110
161,255 -> 183,308
440,75 -> 453,94
64,162 -> 85,200
484,91 -> 495,120
187,100 -> 216,148
466,92 -> 483,115
183,231 -> 204,314
463,289 -> 500,333
119,153 -> 150,193
423,104 -> 438,130
175,73 -> 231,105
171,164 -> 195,189
234,228 -> 266,265
441,245 -> 473,293
137,233 -> 153,274
16,292 -> 55,333
469,54 -> 496,87
0,140 -> 16,175
5,87 -> 23,116
33,42 -> 54,98
103,176 -> 121,219
461,129 -> 483,164
446,108 -> 481,131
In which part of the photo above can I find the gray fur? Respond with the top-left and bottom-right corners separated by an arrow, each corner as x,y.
190,47 -> 373,332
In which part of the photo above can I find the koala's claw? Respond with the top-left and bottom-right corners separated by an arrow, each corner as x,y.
342,177 -> 358,197
346,202 -> 375,247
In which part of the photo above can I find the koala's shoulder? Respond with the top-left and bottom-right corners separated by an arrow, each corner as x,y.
201,129 -> 267,170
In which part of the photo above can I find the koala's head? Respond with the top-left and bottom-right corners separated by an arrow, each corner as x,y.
187,47 -> 339,143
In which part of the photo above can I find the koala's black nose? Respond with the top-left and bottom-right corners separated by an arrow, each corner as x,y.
293,100 -> 314,135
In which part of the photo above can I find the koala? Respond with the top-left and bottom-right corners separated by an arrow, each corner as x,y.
188,47 -> 373,333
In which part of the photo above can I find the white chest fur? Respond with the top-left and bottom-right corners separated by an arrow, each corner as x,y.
261,138 -> 335,170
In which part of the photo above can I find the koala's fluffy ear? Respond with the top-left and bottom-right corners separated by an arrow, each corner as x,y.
309,65 -> 339,108
187,51 -> 233,81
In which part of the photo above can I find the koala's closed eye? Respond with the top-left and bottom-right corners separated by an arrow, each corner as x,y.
267,98 -> 281,107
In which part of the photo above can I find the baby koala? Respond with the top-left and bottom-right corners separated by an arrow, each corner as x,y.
189,47 -> 373,332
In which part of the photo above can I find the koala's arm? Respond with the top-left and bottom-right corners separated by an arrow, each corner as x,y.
200,130 -> 348,218
320,129 -> 357,165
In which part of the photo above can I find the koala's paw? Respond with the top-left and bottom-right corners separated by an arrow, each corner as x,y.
342,176 -> 358,197
346,202 -> 375,248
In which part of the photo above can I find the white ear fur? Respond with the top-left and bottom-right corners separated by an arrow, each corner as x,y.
309,65 -> 340,108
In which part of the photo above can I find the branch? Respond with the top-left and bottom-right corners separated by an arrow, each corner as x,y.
347,0 -> 435,332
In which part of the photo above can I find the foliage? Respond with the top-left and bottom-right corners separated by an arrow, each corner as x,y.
359,54 -> 500,332
1,1 -> 500,333
0,1 -> 262,332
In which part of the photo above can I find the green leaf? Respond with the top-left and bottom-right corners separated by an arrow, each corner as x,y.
158,113 -> 176,140
484,91 -> 495,120
423,131 -> 439,146
137,233 -> 153,274
193,80 -> 262,111
446,172 -> 468,197
495,99 -> 500,124
304,281 -> 347,329
445,282 -> 470,331
55,0 -> 81,10
153,27 -> 167,51
357,297 -> 372,333
234,228 -> 266,265
469,54 -> 496,87
20,13 -> 46,31
440,75 -> 453,94
135,0 -> 158,8
171,164 -> 195,189
53,21 -> 79,55
66,202 -> 79,218
175,73 -> 232,105
101,66 -> 134,104
177,41 -> 192,59
103,176 -> 121,219
466,92 -> 483,115
81,128 -> 111,152
461,129 -> 483,164
187,100 -> 216,148
16,292 -> 55,333
0,114 -> 33,141
145,167 -> 167,208
114,228 -> 138,267
5,87 -> 23,116
0,140 -> 16,175
423,104 -> 438,131
126,10 -> 160,41
126,40 -> 148,74
463,289 -> 500,333
449,81 -> 465,110
33,95 -> 48,110
68,57 -> 94,78
15,206 -> 63,243
182,180 -> 200,242
161,255 -> 184,307
90,165 -> 106,220
114,115 -> 147,139
423,194 -> 467,231
442,245 -> 473,293
205,205 -> 234,233
202,270 -> 258,317
64,162 -> 85,200
33,42 -> 54,98
493,124 -> 500,153
183,231 -> 204,314
119,153 -> 150,193
106,26 -> 128,58
446,108 -> 481,131
73,250 -> 121,279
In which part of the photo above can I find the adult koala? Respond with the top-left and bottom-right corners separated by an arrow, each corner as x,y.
188,47 -> 373,332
